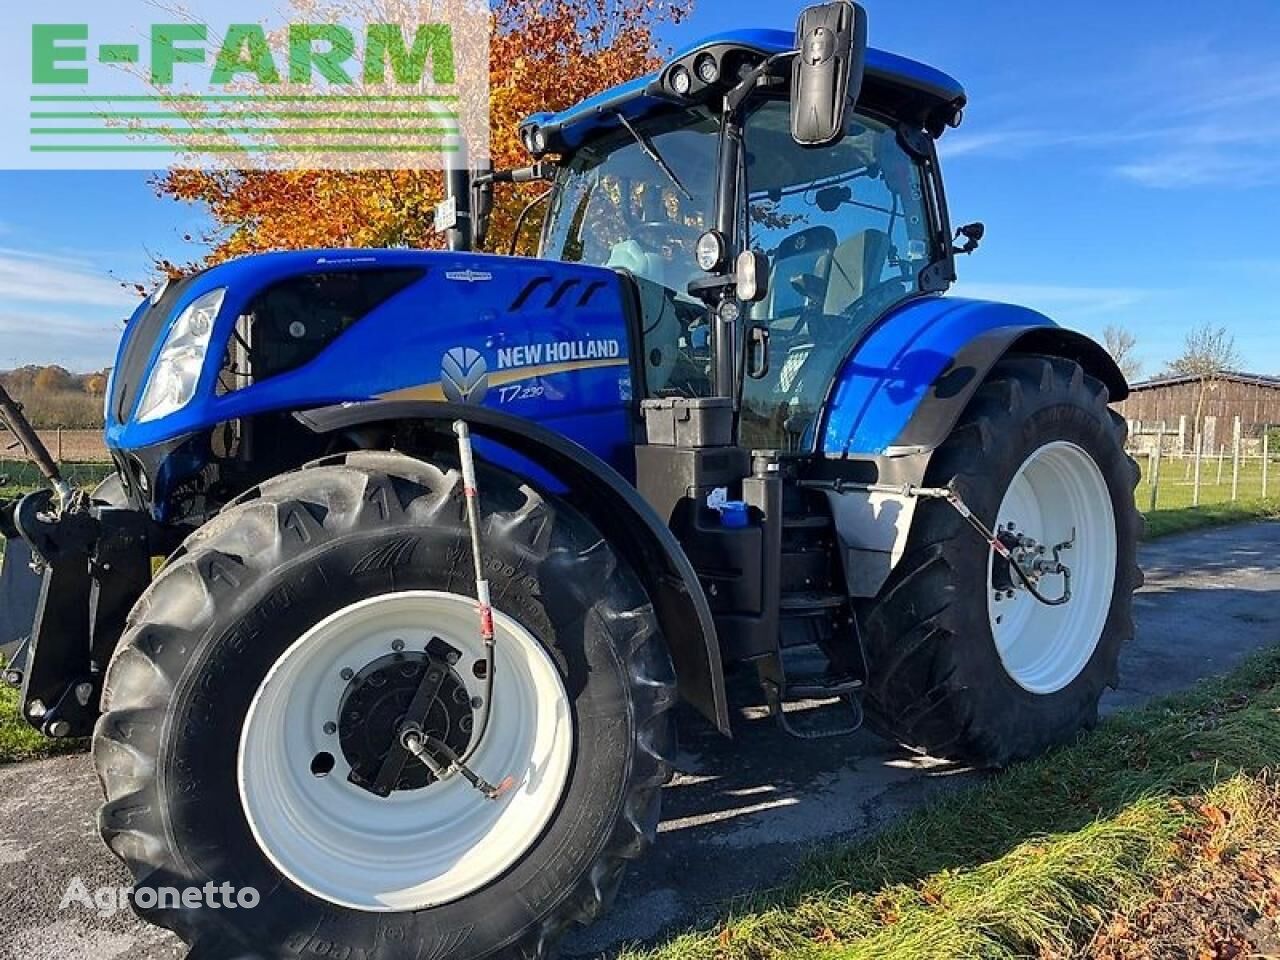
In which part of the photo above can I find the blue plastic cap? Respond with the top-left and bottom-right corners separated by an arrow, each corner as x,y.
720,501 -> 750,529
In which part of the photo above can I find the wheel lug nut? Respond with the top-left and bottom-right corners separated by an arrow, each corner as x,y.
340,668 -> 354,681
392,638 -> 405,652
323,722 -> 337,735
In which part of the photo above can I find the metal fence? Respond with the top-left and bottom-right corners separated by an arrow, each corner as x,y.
1127,417 -> 1276,512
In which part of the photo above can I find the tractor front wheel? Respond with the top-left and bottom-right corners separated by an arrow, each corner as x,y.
93,451 -> 675,959
859,355 -> 1142,767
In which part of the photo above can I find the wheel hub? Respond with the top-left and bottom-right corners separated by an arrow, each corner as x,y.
992,525 -> 1068,595
239,591 -> 575,912
338,647 -> 474,795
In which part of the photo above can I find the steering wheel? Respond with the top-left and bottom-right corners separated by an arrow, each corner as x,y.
778,276 -> 911,348
633,221 -> 705,260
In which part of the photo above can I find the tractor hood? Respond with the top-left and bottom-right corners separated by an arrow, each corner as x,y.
106,249 -> 639,466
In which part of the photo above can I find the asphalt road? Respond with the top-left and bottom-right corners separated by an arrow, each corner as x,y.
1,521 -> 1277,960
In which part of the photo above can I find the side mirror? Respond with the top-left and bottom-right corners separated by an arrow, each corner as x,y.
953,222 -> 986,256
735,250 -> 770,303
791,2 -> 868,147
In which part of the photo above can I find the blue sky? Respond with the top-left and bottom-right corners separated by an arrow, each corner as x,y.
2,0 -> 1278,374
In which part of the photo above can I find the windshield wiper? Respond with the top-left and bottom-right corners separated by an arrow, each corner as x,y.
614,112 -> 693,201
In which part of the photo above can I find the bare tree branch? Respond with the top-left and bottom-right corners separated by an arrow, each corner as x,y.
1164,324 -> 1241,378
1102,324 -> 1142,382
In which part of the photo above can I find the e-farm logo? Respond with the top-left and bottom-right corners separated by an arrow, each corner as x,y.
4,1 -> 491,171
32,23 -> 458,88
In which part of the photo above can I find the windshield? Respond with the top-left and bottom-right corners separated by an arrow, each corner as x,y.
541,106 -> 718,288
539,99 -> 935,416
542,106 -> 721,396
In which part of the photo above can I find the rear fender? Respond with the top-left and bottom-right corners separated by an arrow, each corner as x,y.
296,401 -> 732,735
817,298 -> 1127,598
822,298 -> 1127,460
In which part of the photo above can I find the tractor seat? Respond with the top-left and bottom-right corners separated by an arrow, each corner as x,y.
823,229 -> 892,316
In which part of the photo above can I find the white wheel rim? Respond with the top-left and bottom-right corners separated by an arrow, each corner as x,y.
238,591 -> 574,912
987,442 -> 1117,695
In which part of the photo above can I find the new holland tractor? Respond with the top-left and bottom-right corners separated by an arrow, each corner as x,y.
0,5 -> 1141,958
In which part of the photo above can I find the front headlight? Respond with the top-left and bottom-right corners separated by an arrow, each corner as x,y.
135,288 -> 226,424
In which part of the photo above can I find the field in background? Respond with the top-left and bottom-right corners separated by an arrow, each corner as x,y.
1135,455 -> 1274,511
2,430 -> 110,465
1130,450 -> 1279,537
0,431 -> 113,504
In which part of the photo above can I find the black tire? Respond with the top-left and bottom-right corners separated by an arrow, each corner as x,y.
858,355 -> 1143,767
93,450 -> 676,960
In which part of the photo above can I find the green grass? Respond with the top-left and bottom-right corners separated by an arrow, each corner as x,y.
1134,456 -> 1276,512
0,459 -> 112,493
1133,455 -> 1280,539
1143,497 -> 1280,540
623,647 -> 1280,960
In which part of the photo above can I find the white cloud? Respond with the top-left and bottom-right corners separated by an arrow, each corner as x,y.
0,308 -> 123,372
0,248 -> 137,372
0,248 -> 138,310
952,282 -> 1152,316
940,130 -> 1042,158
946,45 -> 1280,190
1114,153 -> 1280,190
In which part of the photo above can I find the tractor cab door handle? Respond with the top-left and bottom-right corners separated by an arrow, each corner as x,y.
748,325 -> 771,380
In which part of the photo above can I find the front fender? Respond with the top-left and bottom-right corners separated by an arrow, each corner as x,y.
822,297 -> 1127,459
296,400 -> 732,736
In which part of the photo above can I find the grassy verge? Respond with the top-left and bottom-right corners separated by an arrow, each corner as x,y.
1142,498 -> 1280,540
624,648 -> 1280,960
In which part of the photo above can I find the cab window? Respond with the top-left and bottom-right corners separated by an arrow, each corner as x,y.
740,101 -> 934,450
542,108 -> 721,398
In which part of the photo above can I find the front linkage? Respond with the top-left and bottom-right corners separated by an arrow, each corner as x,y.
0,384 -> 164,740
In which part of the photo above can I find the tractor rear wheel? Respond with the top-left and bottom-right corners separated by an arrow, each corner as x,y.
93,451 -> 675,959
858,355 -> 1142,767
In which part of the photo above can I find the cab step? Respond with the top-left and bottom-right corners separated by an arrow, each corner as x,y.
783,514 -> 831,530
779,591 -> 846,615
757,636 -> 866,741
762,670 -> 865,740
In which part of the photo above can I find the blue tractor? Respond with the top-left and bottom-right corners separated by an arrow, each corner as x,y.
0,5 -> 1140,958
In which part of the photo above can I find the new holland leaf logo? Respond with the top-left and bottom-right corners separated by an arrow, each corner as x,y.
441,347 -> 489,404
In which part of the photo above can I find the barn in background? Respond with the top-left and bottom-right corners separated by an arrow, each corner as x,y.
1116,372 -> 1280,454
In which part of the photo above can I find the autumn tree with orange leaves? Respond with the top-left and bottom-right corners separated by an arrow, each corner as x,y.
156,0 -> 688,269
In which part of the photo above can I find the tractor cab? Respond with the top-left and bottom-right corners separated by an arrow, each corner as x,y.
508,26 -> 967,456
0,7 -> 1140,957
